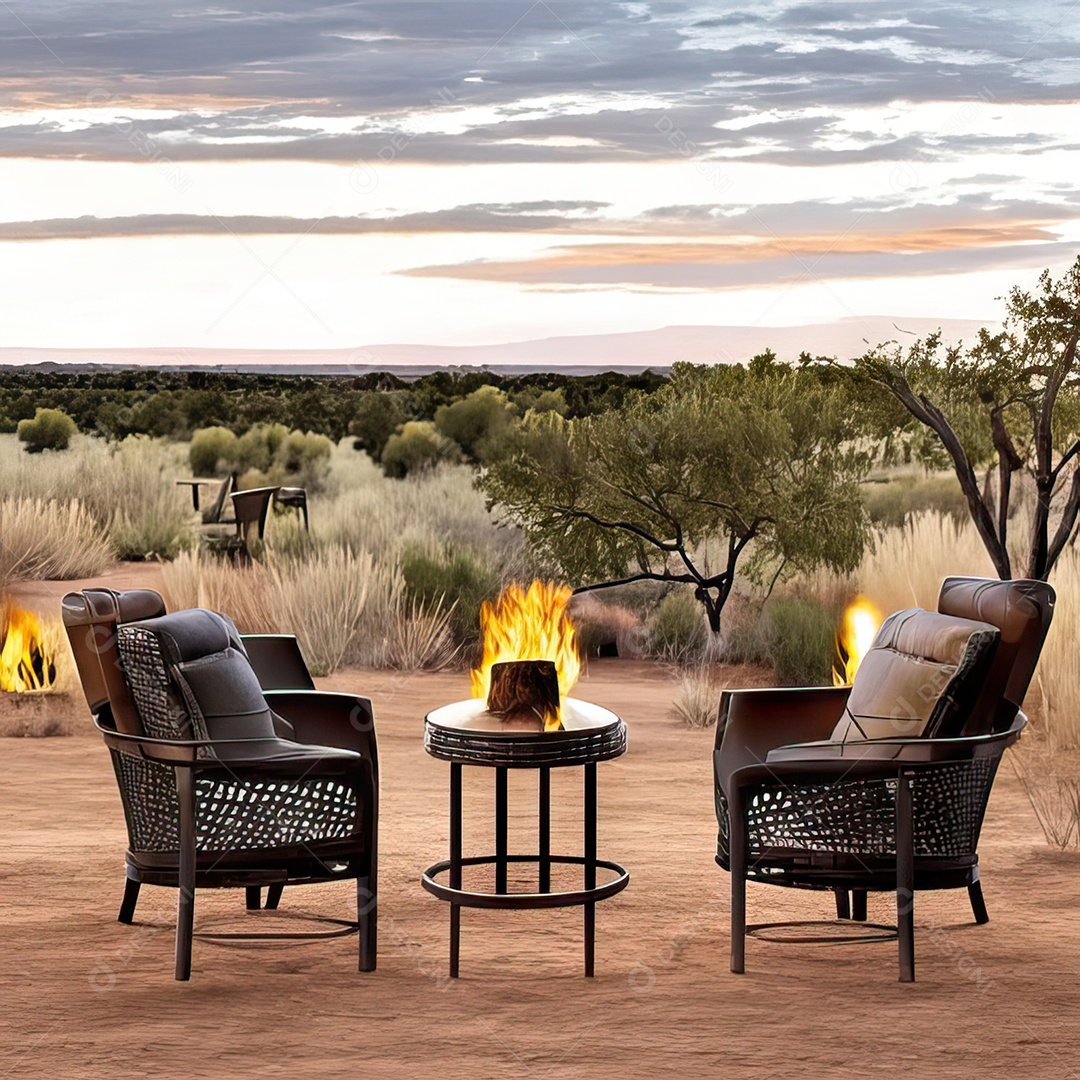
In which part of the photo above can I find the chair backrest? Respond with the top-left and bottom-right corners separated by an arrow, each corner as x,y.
62,588 -> 167,734
230,486 -> 279,541
832,608 -> 1001,742
117,609 -> 278,744
201,472 -> 237,525
937,576 -> 1056,733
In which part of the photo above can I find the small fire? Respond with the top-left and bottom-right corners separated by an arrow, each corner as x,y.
472,581 -> 581,730
0,601 -> 57,693
833,595 -> 882,686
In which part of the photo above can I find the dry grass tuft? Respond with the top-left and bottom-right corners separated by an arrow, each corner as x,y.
0,498 -> 115,583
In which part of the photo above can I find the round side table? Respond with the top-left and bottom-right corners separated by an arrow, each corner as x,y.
422,698 -> 629,977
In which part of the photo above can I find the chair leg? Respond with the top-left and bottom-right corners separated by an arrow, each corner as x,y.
175,769 -> 196,982
896,771 -> 915,983
834,889 -> 851,920
265,884 -> 284,910
245,887 -> 261,911
118,877 -> 141,924
730,793 -> 747,974
968,876 -> 989,925
852,890 -> 868,922
358,870 -> 377,972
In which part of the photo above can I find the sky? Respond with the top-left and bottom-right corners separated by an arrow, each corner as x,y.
1,0 -> 1080,352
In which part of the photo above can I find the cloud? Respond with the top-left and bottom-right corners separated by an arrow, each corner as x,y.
1,1 -> 1079,165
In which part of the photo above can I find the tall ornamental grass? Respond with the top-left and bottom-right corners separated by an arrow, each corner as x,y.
0,433 -> 194,564
161,549 -> 457,676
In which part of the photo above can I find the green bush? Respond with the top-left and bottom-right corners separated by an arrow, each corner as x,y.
645,590 -> 708,662
349,393 -> 408,461
760,596 -> 840,686
382,421 -> 462,478
400,543 -> 500,647
17,408 -> 76,453
189,424 -> 332,491
434,386 -> 516,463
189,426 -> 237,475
862,472 -> 968,527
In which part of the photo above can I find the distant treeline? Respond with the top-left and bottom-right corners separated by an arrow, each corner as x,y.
0,367 -> 670,442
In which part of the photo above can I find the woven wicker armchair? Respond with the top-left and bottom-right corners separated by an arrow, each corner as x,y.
714,576 -> 1054,981
62,587 -> 378,980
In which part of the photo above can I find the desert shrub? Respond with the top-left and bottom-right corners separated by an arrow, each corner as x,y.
718,593 -> 773,667
434,386 -> 516,463
17,408 -> 76,453
0,497 -> 115,582
1010,739 -> 1080,848
862,471 -> 968,527
376,593 -> 459,671
161,548 -> 457,675
189,426 -> 237,475
349,393 -> 409,461
646,590 -> 708,662
758,596 -> 840,686
673,663 -> 725,728
189,424 -> 333,491
399,543 -> 500,648
381,422 -> 462,479
567,594 -> 643,657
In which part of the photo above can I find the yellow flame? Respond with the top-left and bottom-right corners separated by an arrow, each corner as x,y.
0,602 -> 56,693
833,595 -> 883,686
472,581 -> 581,729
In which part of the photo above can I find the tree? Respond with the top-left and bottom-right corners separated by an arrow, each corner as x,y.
482,362 -> 869,632
849,258 -> 1080,580
17,408 -> 77,453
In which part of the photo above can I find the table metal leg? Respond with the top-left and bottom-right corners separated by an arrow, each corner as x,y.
539,767 -> 551,893
584,763 -> 597,977
450,763 -> 462,978
495,767 -> 508,894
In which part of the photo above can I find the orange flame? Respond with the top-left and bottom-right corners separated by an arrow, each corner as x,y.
833,595 -> 882,686
472,581 -> 581,729
1,602 -> 57,693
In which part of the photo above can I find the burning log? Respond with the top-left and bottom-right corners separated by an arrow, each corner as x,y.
487,660 -> 561,731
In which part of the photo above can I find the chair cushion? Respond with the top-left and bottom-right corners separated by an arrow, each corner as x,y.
830,608 -> 1000,742
121,609 -> 272,743
176,646 -> 278,741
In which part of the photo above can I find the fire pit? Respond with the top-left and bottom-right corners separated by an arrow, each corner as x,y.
421,582 -> 630,977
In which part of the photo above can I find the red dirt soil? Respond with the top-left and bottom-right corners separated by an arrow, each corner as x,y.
2,575 -> 1079,1078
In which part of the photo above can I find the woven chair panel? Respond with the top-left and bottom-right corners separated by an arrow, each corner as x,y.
112,751 -> 181,851
720,758 -> 997,861
116,625 -> 209,743
110,751 -> 359,853
195,776 -> 358,851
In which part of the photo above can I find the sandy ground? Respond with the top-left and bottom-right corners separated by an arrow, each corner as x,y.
2,573 -> 1080,1078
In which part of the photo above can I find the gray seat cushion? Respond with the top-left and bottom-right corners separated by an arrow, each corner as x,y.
831,608 -> 1000,742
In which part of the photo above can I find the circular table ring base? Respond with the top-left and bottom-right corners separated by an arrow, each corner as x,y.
423,854 -> 630,910
746,919 -> 898,945
191,910 -> 359,945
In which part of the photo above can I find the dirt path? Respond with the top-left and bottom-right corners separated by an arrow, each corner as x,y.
2,657 -> 1079,1079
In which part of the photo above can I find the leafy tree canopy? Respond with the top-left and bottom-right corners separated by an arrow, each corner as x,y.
482,361 -> 869,630
847,257 -> 1080,580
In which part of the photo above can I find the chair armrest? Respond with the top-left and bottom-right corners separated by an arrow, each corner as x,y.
264,690 -> 379,767
766,724 -> 1024,768
714,685 -> 850,796
241,634 -> 316,690
94,719 -> 340,768
730,716 -> 1026,792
